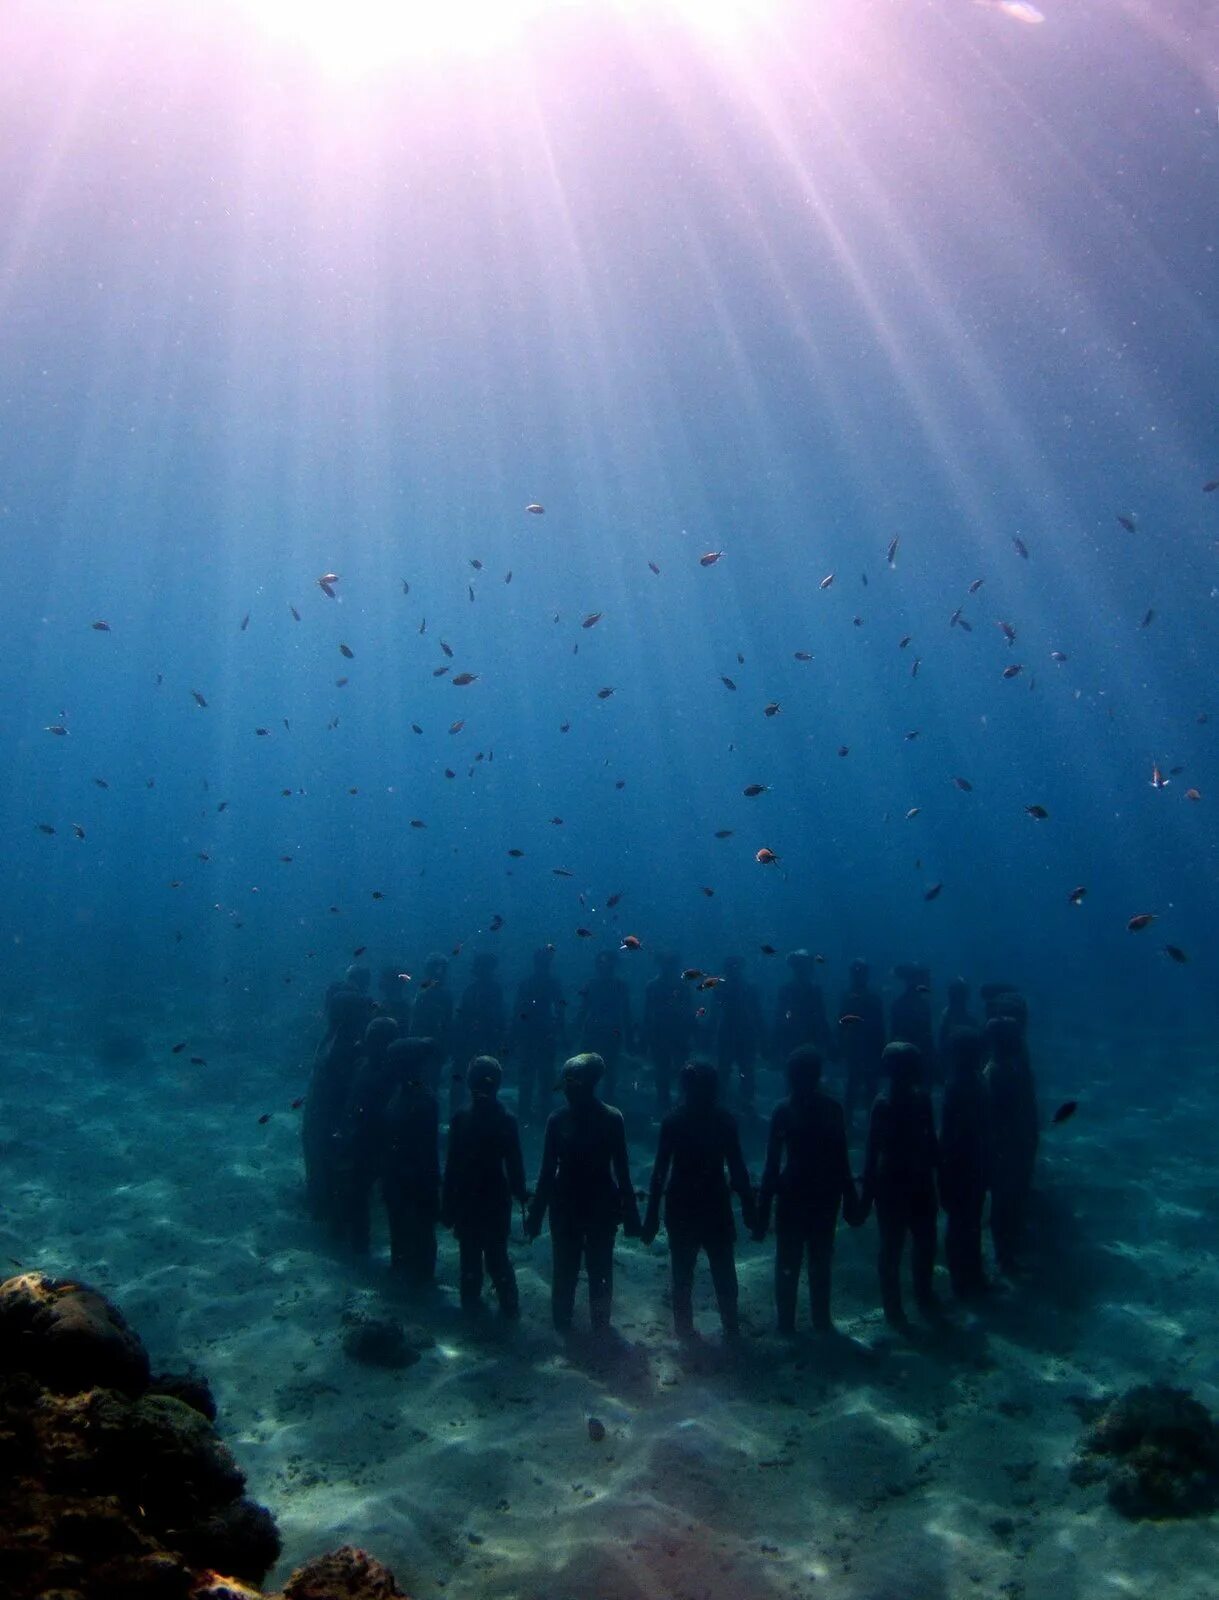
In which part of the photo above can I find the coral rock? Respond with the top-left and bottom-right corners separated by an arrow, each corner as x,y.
0,1272 -> 150,1396
281,1545 -> 409,1600
1075,1383 -> 1219,1519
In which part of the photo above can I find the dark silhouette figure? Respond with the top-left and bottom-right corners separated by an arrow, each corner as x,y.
861,1041 -> 940,1325
641,1060 -> 754,1339
332,1015 -> 402,1256
890,964 -> 937,1083
508,947 -> 565,1125
938,1025 -> 990,1298
984,1012 -> 1039,1275
412,954 -> 455,1065
303,986 -> 375,1226
642,951 -> 693,1114
937,976 -> 977,1061
754,1047 -> 861,1334
525,1053 -> 641,1333
442,1056 -> 526,1316
377,964 -> 414,1031
772,949 -> 832,1064
573,951 -> 633,1102
381,1036 -> 442,1286
839,959 -> 886,1134
714,954 -> 765,1112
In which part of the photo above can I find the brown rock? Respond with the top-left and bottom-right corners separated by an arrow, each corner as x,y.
0,1273 -> 150,1396
280,1546 -> 409,1600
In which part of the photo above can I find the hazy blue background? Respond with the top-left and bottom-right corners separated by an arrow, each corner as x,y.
1,0 -> 1215,1055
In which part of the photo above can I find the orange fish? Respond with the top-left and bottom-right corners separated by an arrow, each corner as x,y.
755,847 -> 779,865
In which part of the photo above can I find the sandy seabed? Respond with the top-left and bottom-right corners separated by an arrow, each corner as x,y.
2,993 -> 1217,1600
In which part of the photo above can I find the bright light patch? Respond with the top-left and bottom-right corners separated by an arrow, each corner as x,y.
234,0 -> 780,75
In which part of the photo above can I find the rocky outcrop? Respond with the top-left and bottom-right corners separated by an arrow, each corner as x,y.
1073,1383 -> 1219,1519
0,1270 -> 410,1600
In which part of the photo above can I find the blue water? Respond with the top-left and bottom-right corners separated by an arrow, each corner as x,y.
1,2 -> 1215,1065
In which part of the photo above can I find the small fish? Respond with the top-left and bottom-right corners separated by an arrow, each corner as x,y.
949,608 -> 963,629
838,745 -> 849,757
72,823 -> 85,839
953,776 -> 973,792
700,551 -> 724,567
1204,480 -> 1219,493
721,676 -> 737,691
1116,512 -> 1137,534
793,650 -> 813,662
1012,536 -> 1029,560
968,578 -> 985,595
289,604 -> 301,621
838,1013 -> 862,1027
698,976 -> 722,990
886,536 -> 899,568
1051,1100 -> 1078,1126
318,572 -> 339,597
449,720 -> 465,734
94,777 -> 109,788
596,687 -> 615,700
190,1056 -> 206,1065
997,620 -> 1016,646
1126,913 -> 1156,932
1185,788 -> 1202,802
737,653 -> 745,665
1025,804 -> 1049,820
576,927 -> 593,938
410,819 -> 427,829
1002,664 -> 1023,680
191,690 -> 208,708
411,723 -> 423,735
681,968 -> 703,981
172,1042 -> 187,1054
700,886 -> 715,897
240,612 -> 250,631
551,816 -> 564,824
1068,885 -> 1086,906
489,915 -> 504,932
255,727 -> 270,737
755,847 -> 779,865
440,640 -> 454,658
45,724 -> 68,736
911,658 -> 921,677
444,768 -> 456,779
469,559 -> 483,571
905,807 -> 921,819
1050,650 -> 1068,663
819,573 -> 835,590
335,677 -> 349,688
258,1113 -> 272,1125
560,720 -> 571,733
504,570 -> 512,583
760,945 -> 777,955
553,868 -> 574,878
582,612 -> 603,629
91,620 -> 111,632
419,618 -> 427,634
923,882 -> 943,901
899,635 -> 912,649
1150,765 -> 1170,790
620,934 -> 642,951
742,784 -> 768,797
452,672 -> 478,686
607,892 -> 623,907
1140,608 -> 1155,629
763,702 -> 781,717
291,1096 -> 305,1110
957,618 -> 973,633
714,829 -> 734,838
525,503 -> 545,514
904,730 -> 920,741
1164,944 -> 1188,963
648,561 -> 660,575
433,667 -> 450,678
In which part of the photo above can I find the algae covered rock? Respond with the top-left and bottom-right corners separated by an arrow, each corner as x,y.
281,1545 -> 409,1600
0,1271 -> 150,1396
1074,1383 -> 1219,1519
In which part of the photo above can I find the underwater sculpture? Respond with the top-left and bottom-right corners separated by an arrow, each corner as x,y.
0,1270 -> 408,1599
